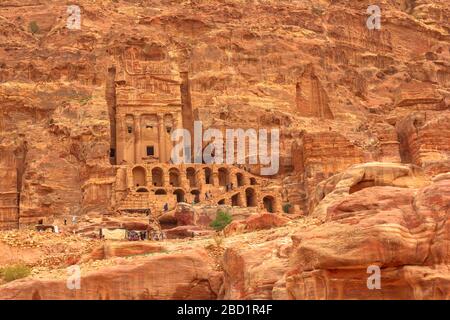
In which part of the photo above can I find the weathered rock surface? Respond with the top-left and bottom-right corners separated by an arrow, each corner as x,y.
82,242 -> 166,262
285,175 -> 450,299
1,166 -> 449,299
0,0 -> 449,301
0,249 -> 221,300
164,225 -> 214,239
397,111 -> 450,175
1,0 -> 449,227
310,162 -> 430,216
224,213 -> 290,236
218,169 -> 450,299
0,230 -> 98,268
221,238 -> 292,299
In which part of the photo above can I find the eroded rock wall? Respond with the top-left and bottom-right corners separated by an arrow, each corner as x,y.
0,1 -> 448,227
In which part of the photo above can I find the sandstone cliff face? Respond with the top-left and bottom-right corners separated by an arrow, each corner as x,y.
1,0 -> 449,225
0,82 -> 113,229
397,111 -> 450,175
0,0 -> 449,300
1,165 -> 449,300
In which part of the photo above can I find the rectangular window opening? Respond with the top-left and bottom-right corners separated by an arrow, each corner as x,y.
146,146 -> 155,156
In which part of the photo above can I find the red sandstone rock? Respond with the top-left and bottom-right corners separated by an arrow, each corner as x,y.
309,162 -> 430,216
221,238 -> 291,299
0,249 -> 221,300
394,81 -> 443,108
0,0 -> 448,229
82,242 -> 166,261
224,213 -> 290,236
397,111 -> 450,175
164,225 -> 214,239
1,169 -> 449,300
0,0 -> 449,301
174,204 -> 197,226
120,221 -> 149,231
221,174 -> 450,300
285,177 -> 450,299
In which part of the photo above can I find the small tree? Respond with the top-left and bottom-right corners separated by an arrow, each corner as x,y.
210,210 -> 232,231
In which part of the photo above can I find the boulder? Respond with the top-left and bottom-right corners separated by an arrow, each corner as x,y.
221,238 -> 292,299
164,225 -> 214,239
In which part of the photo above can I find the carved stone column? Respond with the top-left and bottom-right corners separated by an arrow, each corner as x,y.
274,197 -> 283,213
179,163 -> 189,190
162,167 -> 169,188
170,112 -> 182,163
115,114 -> 125,164
241,172 -> 250,186
197,167 -> 205,189
134,114 -> 142,164
211,165 -> 219,187
157,114 -> 166,163
229,169 -> 238,187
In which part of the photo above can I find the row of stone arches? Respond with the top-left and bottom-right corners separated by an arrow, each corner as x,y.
216,188 -> 277,213
133,166 -> 171,187
132,165 -> 258,189
174,189 -> 202,203
120,164 -> 282,213
135,187 -> 201,203
136,187 -> 168,194
140,186 -> 276,212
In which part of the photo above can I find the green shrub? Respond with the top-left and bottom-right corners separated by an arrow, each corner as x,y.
210,210 -> 232,231
0,264 -> 31,282
29,21 -> 39,34
282,203 -> 292,214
